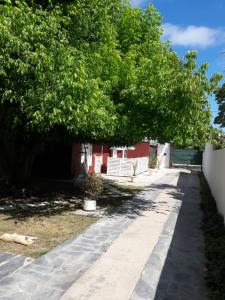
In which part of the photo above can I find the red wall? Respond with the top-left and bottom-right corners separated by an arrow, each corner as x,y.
102,146 -> 110,173
127,142 -> 150,158
117,150 -> 123,158
90,145 -> 110,174
71,142 -> 150,175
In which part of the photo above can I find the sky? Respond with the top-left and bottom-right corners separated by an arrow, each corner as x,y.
130,0 -> 225,126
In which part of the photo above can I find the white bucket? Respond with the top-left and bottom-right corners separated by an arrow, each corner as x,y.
83,199 -> 96,211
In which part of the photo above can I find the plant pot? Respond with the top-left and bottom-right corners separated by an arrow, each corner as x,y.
83,199 -> 96,211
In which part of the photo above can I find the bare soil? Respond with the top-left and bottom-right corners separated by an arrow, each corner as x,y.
0,179 -> 98,258
0,178 -> 142,258
0,212 -> 98,258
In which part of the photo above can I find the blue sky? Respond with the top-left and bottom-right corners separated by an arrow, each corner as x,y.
131,0 -> 225,126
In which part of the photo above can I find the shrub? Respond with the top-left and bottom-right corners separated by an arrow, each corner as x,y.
73,166 -> 103,200
81,173 -> 103,199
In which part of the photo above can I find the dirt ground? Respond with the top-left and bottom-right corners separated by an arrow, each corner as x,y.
0,179 -> 98,258
0,179 -> 142,258
0,212 -> 98,258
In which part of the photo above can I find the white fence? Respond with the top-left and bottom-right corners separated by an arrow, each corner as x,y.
107,157 -> 149,177
135,157 -> 149,175
203,143 -> 225,223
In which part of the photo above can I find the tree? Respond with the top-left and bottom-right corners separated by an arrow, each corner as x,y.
210,127 -> 225,149
111,5 -> 222,147
0,0 -> 222,182
0,0 -> 118,181
215,84 -> 225,128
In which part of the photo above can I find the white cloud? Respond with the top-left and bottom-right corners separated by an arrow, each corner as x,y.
130,0 -> 147,7
163,23 -> 225,48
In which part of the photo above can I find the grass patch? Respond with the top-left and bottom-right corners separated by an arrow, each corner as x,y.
199,172 -> 225,300
0,212 -> 98,258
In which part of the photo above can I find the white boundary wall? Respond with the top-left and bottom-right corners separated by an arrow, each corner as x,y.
203,143 -> 225,222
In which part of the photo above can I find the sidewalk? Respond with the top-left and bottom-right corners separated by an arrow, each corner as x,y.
0,170 -> 208,300
132,171 -> 208,300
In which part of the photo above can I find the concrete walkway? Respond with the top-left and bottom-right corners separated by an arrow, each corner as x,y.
0,170 -> 208,300
132,171 -> 208,300
154,172 -> 208,300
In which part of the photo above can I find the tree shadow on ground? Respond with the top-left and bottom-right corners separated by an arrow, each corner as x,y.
0,177 -> 138,220
105,176 -> 183,219
0,178 -> 82,220
0,172 -> 198,224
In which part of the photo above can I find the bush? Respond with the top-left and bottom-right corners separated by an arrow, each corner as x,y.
73,167 -> 103,200
81,173 -> 103,199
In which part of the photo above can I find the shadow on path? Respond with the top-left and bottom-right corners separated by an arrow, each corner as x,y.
106,176 -> 179,219
154,172 -> 208,300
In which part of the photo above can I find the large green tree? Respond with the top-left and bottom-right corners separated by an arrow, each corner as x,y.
0,0 -> 222,181
112,5 -> 222,146
0,0 -> 119,181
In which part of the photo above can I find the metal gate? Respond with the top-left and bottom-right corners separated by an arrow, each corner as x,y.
170,149 -> 202,167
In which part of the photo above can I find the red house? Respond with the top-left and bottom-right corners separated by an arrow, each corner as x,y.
71,142 -> 150,177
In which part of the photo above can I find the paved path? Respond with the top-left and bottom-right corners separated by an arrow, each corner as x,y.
153,172 -> 208,300
131,171 -> 208,300
0,170 -> 208,300
0,253 -> 33,281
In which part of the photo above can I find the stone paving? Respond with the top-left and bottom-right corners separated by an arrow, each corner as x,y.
131,171 -> 208,300
0,172 -> 174,300
0,253 -> 33,281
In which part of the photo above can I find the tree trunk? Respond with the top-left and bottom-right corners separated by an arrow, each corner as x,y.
0,137 -> 42,184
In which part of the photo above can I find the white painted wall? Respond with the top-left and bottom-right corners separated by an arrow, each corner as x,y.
157,143 -> 170,169
203,143 -> 225,223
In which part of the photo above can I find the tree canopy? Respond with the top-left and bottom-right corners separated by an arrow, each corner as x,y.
215,84 -> 225,128
0,0 -> 222,156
